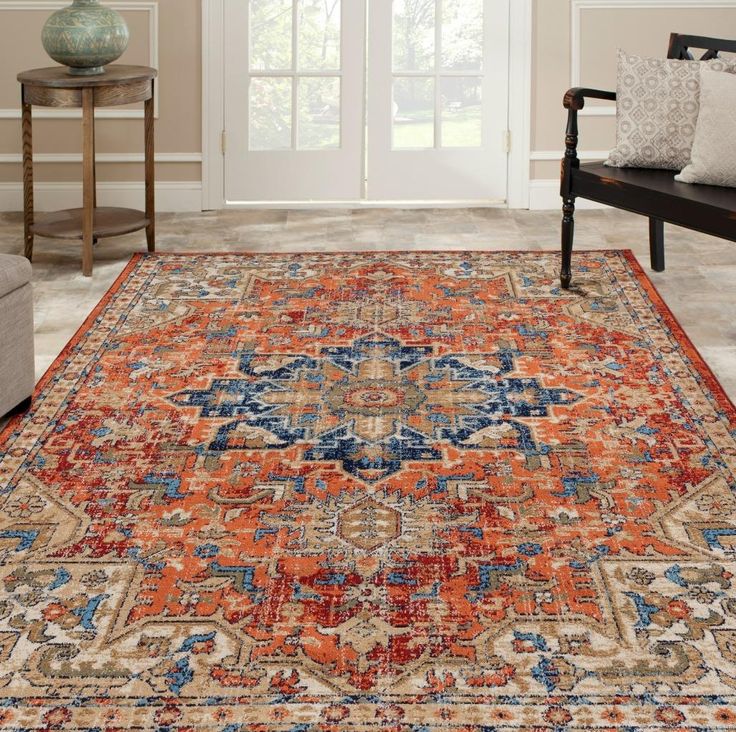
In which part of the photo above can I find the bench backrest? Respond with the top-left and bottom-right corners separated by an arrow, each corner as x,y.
668,32 -> 736,60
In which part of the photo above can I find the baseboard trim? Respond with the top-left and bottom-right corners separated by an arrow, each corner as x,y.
0,182 -> 203,213
0,180 -> 609,213
221,199 -> 507,209
528,179 -> 609,211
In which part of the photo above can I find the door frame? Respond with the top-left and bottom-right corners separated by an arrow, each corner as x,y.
201,0 -> 531,210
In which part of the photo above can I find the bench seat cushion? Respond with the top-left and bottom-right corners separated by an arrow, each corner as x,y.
0,254 -> 32,299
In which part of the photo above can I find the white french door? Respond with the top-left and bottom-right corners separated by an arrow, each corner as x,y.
222,0 -> 510,205
368,0 -> 509,201
224,0 -> 367,201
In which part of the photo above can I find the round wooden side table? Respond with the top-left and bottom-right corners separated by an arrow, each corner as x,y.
17,65 -> 158,276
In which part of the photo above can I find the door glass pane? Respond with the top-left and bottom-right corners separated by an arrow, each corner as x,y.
441,0 -> 483,70
393,77 -> 435,148
392,0 -> 435,71
250,77 -> 293,150
297,0 -> 341,71
250,0 -> 293,71
441,77 -> 481,146
298,77 -> 340,148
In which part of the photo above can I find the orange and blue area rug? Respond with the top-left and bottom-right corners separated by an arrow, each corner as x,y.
1,251 -> 736,730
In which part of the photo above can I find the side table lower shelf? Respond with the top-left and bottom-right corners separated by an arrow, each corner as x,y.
31,207 -> 150,240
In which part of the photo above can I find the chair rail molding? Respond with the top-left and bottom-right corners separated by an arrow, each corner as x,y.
531,150 -> 609,161
0,0 -> 159,119
201,0 -> 533,210
570,0 -> 736,117
0,153 -> 201,164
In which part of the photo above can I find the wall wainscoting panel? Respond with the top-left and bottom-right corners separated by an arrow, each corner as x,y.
0,0 -> 159,120
0,181 -> 202,213
570,0 -> 736,118
529,151 -> 610,209
528,179 -> 608,210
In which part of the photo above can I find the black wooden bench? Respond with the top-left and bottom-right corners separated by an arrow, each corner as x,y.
559,33 -> 736,289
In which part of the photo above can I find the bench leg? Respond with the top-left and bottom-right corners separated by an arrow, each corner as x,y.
649,217 -> 665,272
561,196 -> 576,289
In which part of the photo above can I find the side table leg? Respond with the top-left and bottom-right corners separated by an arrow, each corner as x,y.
92,91 -> 97,245
21,94 -> 34,261
92,102 -> 98,245
92,98 -> 97,211
144,82 -> 155,253
81,88 -> 95,276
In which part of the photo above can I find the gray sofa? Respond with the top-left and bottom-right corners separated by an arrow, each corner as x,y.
0,254 -> 34,418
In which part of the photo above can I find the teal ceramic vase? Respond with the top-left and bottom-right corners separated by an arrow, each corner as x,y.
42,0 -> 129,76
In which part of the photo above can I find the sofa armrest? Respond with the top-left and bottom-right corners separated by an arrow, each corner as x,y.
563,87 -> 617,111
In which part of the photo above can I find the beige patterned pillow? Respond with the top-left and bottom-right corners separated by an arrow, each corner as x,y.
605,50 -> 736,170
676,69 -> 736,188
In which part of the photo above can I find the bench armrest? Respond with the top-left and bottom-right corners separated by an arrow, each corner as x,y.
563,87 -> 616,111
560,87 -> 616,198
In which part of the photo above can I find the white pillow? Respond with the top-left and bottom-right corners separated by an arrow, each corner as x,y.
676,68 -> 736,188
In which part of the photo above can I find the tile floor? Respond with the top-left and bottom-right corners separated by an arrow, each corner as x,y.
0,207 -> 734,400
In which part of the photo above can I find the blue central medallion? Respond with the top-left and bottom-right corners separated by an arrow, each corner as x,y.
169,337 -> 581,482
